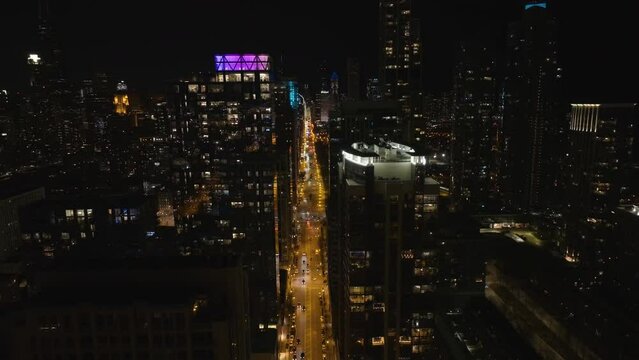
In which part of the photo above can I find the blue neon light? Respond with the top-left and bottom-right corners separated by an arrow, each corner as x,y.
288,81 -> 299,110
525,2 -> 547,10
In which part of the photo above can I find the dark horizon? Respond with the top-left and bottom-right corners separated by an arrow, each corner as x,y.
1,0 -> 638,101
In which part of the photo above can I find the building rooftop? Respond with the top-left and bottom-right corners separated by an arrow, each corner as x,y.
343,140 -> 427,166
618,204 -> 639,216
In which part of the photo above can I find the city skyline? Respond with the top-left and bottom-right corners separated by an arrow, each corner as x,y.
0,1 -> 638,359
1,0 -> 638,100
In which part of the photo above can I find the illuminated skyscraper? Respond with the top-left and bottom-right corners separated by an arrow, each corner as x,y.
113,81 -> 129,115
501,1 -> 563,210
172,54 -> 279,344
564,103 -> 638,269
332,141 -> 439,359
379,0 -> 423,143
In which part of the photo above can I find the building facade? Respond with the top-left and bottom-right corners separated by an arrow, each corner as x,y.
379,0 -> 423,143
170,54 -> 279,339
501,2 -> 563,211
332,141 -> 440,360
452,41 -> 500,211
0,187 -> 46,260
564,103 -> 638,270
0,258 -> 252,360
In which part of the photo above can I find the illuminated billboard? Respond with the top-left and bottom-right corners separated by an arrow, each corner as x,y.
214,54 -> 270,72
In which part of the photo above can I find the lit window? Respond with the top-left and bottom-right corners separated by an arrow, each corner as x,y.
208,84 -> 223,93
225,73 -> 241,82
187,84 -> 198,93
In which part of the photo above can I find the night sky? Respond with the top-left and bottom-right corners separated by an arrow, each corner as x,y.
1,1 -> 637,101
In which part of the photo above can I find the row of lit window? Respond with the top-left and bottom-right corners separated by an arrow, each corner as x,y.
186,74 -> 269,92
230,201 -> 273,208
65,209 -> 94,218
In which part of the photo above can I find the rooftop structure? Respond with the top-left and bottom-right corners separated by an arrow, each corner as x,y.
342,140 -> 427,167
214,54 -> 270,72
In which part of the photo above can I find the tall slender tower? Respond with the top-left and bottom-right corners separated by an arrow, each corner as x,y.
346,57 -> 361,101
502,1 -> 563,210
379,0 -> 423,143
21,0 -> 84,168
452,41 -> 499,211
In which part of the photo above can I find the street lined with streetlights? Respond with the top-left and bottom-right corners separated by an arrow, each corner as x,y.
280,97 -> 335,360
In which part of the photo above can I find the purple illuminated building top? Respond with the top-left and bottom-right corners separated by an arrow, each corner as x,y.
215,54 -> 270,72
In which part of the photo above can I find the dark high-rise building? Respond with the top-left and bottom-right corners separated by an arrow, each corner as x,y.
421,92 -> 453,151
330,72 -> 339,97
334,101 -> 402,145
18,0 -> 86,169
272,80 -> 298,274
501,1 -> 563,211
331,140 -> 440,360
0,185 -> 45,261
80,73 -> 113,165
0,90 -> 20,172
327,102 -> 402,301
0,257 -> 253,360
171,54 -> 278,340
564,103 -> 638,270
346,58 -> 361,101
379,0 -> 423,143
452,41 -> 500,211
367,78 -> 383,102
